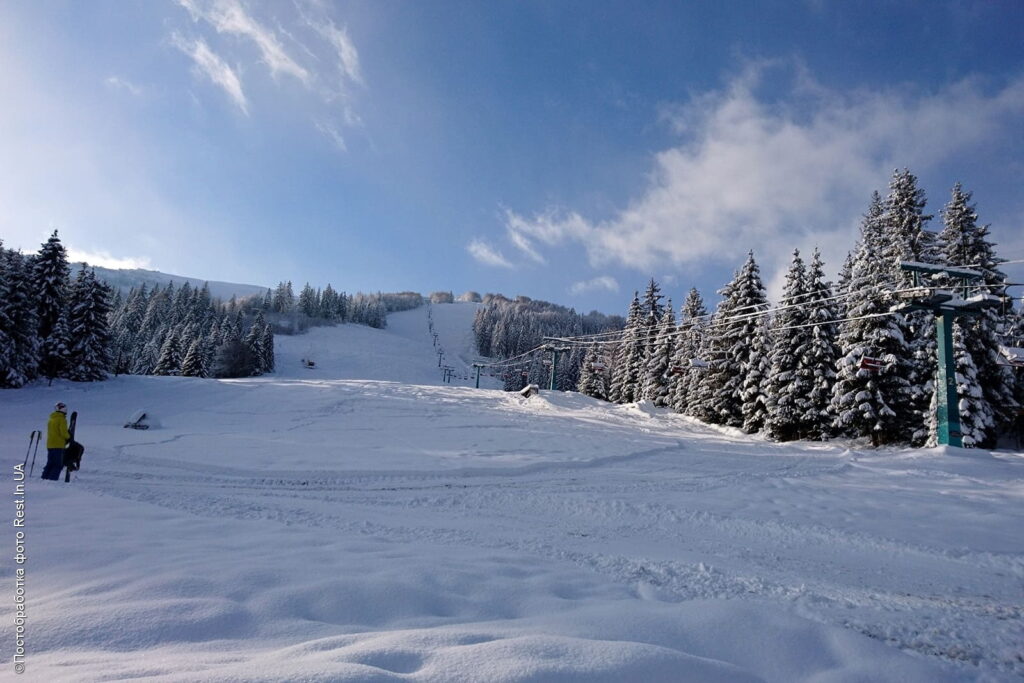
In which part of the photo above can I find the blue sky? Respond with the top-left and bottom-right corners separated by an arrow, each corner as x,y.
2,1 -> 1022,313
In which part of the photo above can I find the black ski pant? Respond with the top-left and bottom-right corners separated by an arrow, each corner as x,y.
41,448 -> 64,480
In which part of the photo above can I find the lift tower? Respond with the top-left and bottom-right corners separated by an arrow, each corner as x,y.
893,261 -> 1002,447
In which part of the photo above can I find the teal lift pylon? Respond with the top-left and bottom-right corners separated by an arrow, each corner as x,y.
895,261 -> 1002,447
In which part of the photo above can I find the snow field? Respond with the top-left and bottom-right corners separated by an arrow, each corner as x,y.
1,305 -> 1021,681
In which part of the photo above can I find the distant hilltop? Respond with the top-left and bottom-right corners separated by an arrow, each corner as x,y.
70,263 -> 268,302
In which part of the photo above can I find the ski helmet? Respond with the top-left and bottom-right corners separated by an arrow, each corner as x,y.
55,402 -> 67,412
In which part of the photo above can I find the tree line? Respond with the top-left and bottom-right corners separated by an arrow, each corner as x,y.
572,170 -> 1024,448
472,294 -> 625,392
0,232 -> 113,386
262,281 -> 423,333
0,232 -> 432,386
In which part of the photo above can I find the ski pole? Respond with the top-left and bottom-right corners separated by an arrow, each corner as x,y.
23,431 -> 38,468
29,431 -> 42,477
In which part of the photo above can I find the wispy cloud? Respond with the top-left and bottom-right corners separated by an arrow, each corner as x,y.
105,76 -> 143,96
67,248 -> 152,270
315,121 -> 347,152
467,239 -> 514,268
570,276 -> 619,295
173,34 -> 248,114
175,36 -> 248,114
313,20 -> 363,87
178,0 -> 310,85
504,62 -> 1024,289
171,0 -> 366,151
506,223 -> 545,264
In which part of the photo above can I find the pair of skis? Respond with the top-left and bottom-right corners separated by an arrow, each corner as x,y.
63,411 -> 82,482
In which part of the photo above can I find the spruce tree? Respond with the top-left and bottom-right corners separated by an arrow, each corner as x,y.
671,288 -> 707,415
245,312 -> 267,375
935,183 -> 1016,446
66,267 -> 112,381
608,293 -> 644,404
577,347 -> 607,400
299,283 -> 318,318
831,204 -> 913,446
0,246 -> 40,387
799,249 -> 841,440
153,329 -> 183,376
34,230 -> 71,380
706,252 -> 769,427
644,301 -> 676,406
764,250 -> 809,440
740,315 -> 772,434
180,338 -> 207,378
111,285 -> 148,375
881,169 -> 936,443
260,322 -> 275,373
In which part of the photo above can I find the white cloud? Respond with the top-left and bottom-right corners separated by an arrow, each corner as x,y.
313,20 -> 363,87
467,239 -> 514,268
569,276 -> 619,295
105,76 -> 143,96
173,34 -> 248,114
505,223 -> 545,264
315,121 -> 347,152
504,62 -> 1024,295
66,248 -> 152,270
178,0 -> 310,85
172,0 -> 367,144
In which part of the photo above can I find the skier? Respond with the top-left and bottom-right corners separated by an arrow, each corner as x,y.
41,402 -> 71,481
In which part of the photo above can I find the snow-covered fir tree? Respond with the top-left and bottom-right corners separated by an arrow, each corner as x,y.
881,169 -> 937,444
799,249 -> 841,440
643,300 -> 675,406
608,293 -> 645,404
153,329 -> 183,376
703,252 -> 769,427
670,288 -> 707,415
66,267 -> 112,381
272,281 -> 295,313
764,250 -> 809,441
299,283 -> 319,318
741,315 -> 772,434
830,201 -> 914,446
180,338 -> 208,378
577,347 -> 607,400
640,278 -> 664,353
34,230 -> 71,380
934,183 -> 1016,447
0,245 -> 40,387
110,285 -> 148,374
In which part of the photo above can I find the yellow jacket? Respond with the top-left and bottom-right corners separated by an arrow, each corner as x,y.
47,411 -> 71,449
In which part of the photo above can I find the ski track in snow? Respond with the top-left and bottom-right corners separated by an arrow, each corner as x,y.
2,304 -> 1022,681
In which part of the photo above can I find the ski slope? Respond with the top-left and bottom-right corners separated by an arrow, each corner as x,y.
1,304 -> 1022,682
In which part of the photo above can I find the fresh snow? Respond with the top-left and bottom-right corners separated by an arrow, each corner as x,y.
2,304 -> 1022,681
75,264 -> 268,301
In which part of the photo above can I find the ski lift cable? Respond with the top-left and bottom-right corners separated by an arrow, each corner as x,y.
558,276 -> 1021,346
553,284 -> 873,342
545,280 -> 908,343
557,308 -> 907,348
545,280 -> 920,346
545,282 -> 943,349
473,344 -> 549,369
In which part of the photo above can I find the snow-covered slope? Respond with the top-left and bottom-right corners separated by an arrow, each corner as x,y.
73,263 -> 268,301
1,306 -> 1021,681
274,303 -> 497,387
